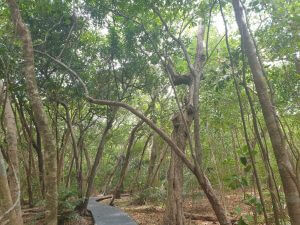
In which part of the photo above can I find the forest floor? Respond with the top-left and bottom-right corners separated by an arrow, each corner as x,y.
22,207 -> 93,225
101,189 -> 251,225
22,190 -> 251,225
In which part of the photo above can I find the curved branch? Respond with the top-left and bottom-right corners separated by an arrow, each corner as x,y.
34,50 -> 196,173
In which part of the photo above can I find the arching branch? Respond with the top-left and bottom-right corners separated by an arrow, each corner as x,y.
34,50 -> 196,173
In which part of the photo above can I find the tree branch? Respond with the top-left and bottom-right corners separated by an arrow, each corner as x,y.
34,50 -> 196,173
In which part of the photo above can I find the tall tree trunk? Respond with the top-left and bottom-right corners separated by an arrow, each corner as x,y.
0,82 -> 24,225
232,0 -> 300,224
219,3 -> 270,223
163,110 -> 193,225
163,22 -> 232,225
242,53 -> 281,225
7,1 -> 58,224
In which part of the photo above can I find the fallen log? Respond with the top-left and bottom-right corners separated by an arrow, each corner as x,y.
184,212 -> 238,224
96,195 -> 113,201
184,212 -> 217,221
22,212 -> 41,217
122,206 -> 164,213
22,207 -> 44,213
96,193 -> 130,202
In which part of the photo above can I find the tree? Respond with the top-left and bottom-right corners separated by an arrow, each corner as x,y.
6,0 -> 58,224
0,81 -> 24,225
232,0 -> 300,224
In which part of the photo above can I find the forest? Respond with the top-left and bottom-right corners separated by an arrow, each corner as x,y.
0,0 -> 299,225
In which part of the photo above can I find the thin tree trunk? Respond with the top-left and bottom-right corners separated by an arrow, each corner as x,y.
209,135 -> 226,209
242,53 -> 281,225
32,122 -> 45,197
232,0 -> 300,224
219,3 -> 269,223
15,101 -> 34,207
7,1 -> 58,224
83,142 -> 91,174
78,114 -> 115,214
133,134 -> 152,191
0,82 -> 24,225
17,101 -> 45,197
66,154 -> 75,188
110,120 -> 143,205
150,145 -> 168,187
102,155 -> 122,195
0,151 -> 20,225
60,102 -> 82,197
146,134 -> 160,187
57,128 -> 70,185
26,142 -> 34,207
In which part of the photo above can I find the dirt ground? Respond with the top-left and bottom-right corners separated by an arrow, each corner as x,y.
22,207 -> 93,225
103,190 -> 251,225
22,190 -> 250,225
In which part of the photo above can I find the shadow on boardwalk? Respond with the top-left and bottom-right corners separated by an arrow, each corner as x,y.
88,197 -> 137,225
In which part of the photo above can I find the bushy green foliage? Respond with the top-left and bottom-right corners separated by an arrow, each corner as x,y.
225,174 -> 248,190
58,187 -> 81,224
133,186 -> 167,205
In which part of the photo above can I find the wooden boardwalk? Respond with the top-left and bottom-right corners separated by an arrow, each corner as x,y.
87,197 -> 137,225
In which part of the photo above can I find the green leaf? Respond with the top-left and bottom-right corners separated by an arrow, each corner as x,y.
241,177 -> 248,186
240,156 -> 248,166
238,217 -> 249,225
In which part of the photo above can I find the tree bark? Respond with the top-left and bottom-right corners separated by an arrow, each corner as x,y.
0,82 -> 24,225
163,110 -> 193,225
232,0 -> 300,224
6,1 -> 58,224
146,134 -> 161,187
0,151 -> 20,225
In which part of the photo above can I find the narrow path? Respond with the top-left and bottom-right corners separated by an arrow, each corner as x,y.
88,197 -> 137,225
